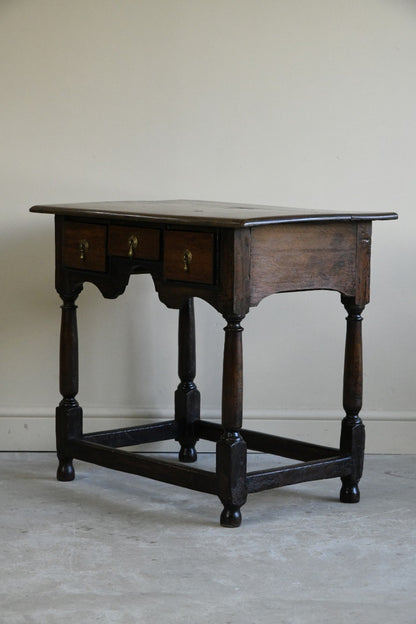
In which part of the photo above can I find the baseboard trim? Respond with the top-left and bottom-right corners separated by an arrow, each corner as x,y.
0,408 -> 414,453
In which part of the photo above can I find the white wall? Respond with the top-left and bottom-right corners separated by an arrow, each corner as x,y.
1,0 -> 415,452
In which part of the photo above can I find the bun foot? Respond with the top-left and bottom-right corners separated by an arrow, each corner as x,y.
220,506 -> 242,528
179,446 -> 197,463
57,459 -> 75,481
340,482 -> 360,503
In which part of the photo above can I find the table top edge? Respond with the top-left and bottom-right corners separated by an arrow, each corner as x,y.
29,200 -> 398,227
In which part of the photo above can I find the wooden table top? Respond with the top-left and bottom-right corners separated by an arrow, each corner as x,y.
30,199 -> 398,228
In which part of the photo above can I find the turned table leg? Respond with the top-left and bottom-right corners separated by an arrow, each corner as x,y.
175,298 -> 200,462
340,296 -> 366,503
56,292 -> 83,481
216,315 -> 248,527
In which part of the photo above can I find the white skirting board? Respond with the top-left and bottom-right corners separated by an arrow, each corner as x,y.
0,408 -> 414,453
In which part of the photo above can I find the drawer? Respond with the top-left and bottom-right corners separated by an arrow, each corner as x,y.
108,225 -> 160,260
62,222 -> 107,272
164,230 -> 215,284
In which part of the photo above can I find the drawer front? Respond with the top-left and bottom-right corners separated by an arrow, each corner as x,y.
108,225 -> 160,260
62,222 -> 107,272
164,230 -> 215,284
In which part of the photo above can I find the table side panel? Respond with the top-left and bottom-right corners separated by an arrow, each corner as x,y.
249,222 -> 358,305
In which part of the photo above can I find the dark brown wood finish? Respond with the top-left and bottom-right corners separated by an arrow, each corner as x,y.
30,200 -> 397,527
216,314 -> 247,526
31,199 -> 396,228
56,292 -> 82,481
175,298 -> 200,462
250,222 -> 357,304
62,221 -> 107,272
339,296 -> 366,503
164,230 -> 215,284
108,225 -> 160,260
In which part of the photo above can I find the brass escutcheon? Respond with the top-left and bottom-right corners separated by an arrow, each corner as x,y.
79,239 -> 89,261
128,235 -> 138,258
182,249 -> 192,272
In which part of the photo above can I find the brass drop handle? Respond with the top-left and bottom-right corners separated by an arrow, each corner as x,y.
128,235 -> 138,258
79,239 -> 89,261
182,249 -> 192,272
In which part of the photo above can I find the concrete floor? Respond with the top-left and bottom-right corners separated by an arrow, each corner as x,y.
0,453 -> 415,624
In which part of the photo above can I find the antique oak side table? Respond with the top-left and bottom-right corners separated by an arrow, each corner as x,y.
31,200 -> 397,527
